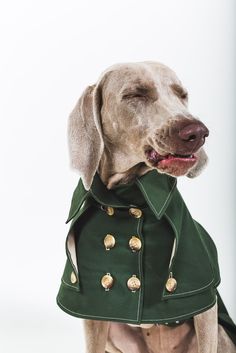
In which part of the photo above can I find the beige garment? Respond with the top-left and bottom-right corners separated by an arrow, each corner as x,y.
142,321 -> 198,353
107,320 -> 198,353
83,302 -> 236,353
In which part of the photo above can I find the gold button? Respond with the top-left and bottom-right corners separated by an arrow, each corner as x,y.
165,275 -> 177,293
70,271 -> 77,284
101,273 -> 114,291
129,208 -> 142,218
127,275 -> 141,292
129,236 -> 142,252
106,206 -> 115,216
104,234 -> 116,250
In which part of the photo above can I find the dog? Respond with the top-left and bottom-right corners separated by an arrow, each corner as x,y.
57,62 -> 236,353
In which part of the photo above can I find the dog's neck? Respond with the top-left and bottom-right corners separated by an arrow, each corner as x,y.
98,160 -> 152,190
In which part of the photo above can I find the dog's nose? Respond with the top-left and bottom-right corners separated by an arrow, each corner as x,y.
178,122 -> 209,148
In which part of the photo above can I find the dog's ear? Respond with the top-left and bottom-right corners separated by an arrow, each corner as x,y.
67,82 -> 104,190
186,148 -> 208,178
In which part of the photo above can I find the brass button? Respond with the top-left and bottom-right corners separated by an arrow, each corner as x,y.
70,271 -> 77,284
165,275 -> 177,293
106,206 -> 115,216
127,275 -> 141,292
129,236 -> 142,252
101,273 -> 114,291
104,234 -> 116,250
129,208 -> 142,218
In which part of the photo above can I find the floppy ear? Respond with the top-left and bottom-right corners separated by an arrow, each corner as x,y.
186,147 -> 208,178
67,83 -> 104,190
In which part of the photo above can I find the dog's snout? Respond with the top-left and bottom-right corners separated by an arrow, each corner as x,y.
178,122 -> 209,146
158,118 -> 210,155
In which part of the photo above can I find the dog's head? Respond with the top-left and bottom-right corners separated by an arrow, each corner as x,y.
68,62 -> 209,190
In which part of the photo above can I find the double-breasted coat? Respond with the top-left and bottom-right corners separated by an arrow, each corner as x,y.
56,169 -> 236,345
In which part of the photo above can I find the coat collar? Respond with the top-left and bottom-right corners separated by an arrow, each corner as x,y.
134,170 -> 177,219
90,169 -> 177,219
66,169 -> 177,224
66,169 -> 177,223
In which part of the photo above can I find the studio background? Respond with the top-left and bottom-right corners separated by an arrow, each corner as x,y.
0,1 -> 235,352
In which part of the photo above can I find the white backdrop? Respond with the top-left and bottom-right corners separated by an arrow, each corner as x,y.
0,1 -> 235,352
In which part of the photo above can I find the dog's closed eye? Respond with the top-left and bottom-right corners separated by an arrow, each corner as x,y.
171,83 -> 188,101
121,86 -> 158,102
122,93 -> 149,102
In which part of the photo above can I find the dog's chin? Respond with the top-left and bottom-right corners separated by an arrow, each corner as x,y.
186,148 -> 208,178
144,148 -> 207,178
154,157 -> 197,177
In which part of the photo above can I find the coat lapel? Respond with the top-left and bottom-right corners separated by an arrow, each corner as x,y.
135,170 -> 177,219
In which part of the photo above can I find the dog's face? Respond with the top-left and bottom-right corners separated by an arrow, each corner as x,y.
68,62 -> 209,190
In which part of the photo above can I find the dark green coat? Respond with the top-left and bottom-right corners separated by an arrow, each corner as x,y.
56,170 -> 236,343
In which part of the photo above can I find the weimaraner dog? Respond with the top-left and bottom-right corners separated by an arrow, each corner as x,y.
68,62 -> 235,353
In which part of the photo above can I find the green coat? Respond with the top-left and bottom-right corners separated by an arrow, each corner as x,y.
56,170 -> 236,343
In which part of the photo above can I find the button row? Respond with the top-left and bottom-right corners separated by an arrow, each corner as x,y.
104,234 -> 142,252
102,206 -> 143,219
101,273 -> 141,292
70,270 -> 177,293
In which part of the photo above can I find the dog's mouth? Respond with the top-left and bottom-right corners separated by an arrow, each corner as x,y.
145,148 -> 197,175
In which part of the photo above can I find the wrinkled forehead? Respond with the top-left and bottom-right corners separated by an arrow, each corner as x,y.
101,62 -> 182,95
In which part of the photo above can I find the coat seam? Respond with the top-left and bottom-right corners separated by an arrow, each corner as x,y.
163,212 -> 179,286
136,178 -> 176,218
56,297 -> 216,322
57,298 -> 142,321
66,192 -> 89,224
136,179 -> 160,218
162,278 -> 215,298
136,216 -> 143,322
162,212 -> 215,298
141,297 -> 216,321
61,279 -> 80,290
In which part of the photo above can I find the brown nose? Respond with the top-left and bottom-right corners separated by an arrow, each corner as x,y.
178,122 -> 209,149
